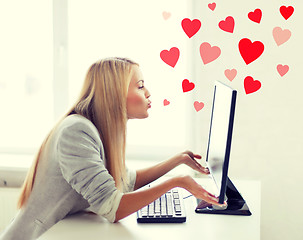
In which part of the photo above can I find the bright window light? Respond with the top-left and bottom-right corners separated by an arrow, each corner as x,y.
0,0 -> 53,153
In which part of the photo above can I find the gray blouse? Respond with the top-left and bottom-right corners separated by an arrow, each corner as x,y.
0,114 -> 136,240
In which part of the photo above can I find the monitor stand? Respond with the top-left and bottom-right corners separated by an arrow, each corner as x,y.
195,178 -> 252,216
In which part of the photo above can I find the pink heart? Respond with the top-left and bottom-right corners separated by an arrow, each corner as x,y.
208,3 -> 216,11
277,64 -> 289,77
200,42 -> 221,65
218,16 -> 235,33
224,69 -> 237,81
194,101 -> 204,112
160,47 -> 180,68
273,27 -> 291,46
162,11 -> 171,20
163,99 -> 170,106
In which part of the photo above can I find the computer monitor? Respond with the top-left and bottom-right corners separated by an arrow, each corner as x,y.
195,81 -> 251,216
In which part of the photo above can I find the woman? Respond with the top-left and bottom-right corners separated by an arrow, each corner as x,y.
0,57 -> 222,240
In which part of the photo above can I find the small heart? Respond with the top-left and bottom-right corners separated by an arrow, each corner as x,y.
163,99 -> 170,106
248,8 -> 262,23
208,3 -> 216,11
273,27 -> 291,46
218,16 -> 235,33
244,76 -> 261,94
160,47 -> 180,68
280,5 -> 294,20
224,69 -> 237,81
277,64 -> 289,77
194,101 -> 204,112
200,42 -> 221,65
162,11 -> 171,20
238,38 -> 264,65
182,79 -> 195,93
181,18 -> 201,38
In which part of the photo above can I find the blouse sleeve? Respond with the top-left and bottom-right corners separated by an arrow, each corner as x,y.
123,167 -> 137,192
56,120 -> 123,223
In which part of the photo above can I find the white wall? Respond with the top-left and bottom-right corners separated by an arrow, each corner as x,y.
190,1 -> 303,239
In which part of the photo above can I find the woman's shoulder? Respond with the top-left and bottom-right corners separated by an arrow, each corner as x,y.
61,114 -> 92,125
61,114 -> 94,127
57,114 -> 100,139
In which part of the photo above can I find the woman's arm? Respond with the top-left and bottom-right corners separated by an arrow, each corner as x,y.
134,151 -> 209,190
115,175 -> 222,222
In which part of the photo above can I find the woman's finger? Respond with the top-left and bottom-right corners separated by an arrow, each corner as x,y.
203,193 -> 224,206
184,151 -> 201,160
206,194 -> 227,207
195,162 -> 209,174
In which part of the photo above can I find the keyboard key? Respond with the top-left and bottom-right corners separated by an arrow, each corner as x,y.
161,205 -> 167,214
148,207 -> 154,217
175,204 -> 181,212
173,193 -> 179,199
167,207 -> 173,216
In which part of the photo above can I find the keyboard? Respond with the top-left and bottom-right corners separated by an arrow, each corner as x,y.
137,187 -> 186,223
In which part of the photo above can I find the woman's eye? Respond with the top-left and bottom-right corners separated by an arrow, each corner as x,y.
138,85 -> 144,89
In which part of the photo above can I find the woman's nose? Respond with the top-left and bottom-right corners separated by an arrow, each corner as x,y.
145,88 -> 151,98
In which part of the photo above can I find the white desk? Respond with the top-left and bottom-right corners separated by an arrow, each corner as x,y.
38,179 -> 260,240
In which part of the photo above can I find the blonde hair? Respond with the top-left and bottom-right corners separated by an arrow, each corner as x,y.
18,57 -> 138,208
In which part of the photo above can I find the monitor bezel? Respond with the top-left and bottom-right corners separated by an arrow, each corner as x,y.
205,81 -> 237,204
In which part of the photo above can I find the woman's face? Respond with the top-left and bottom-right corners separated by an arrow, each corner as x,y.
126,65 -> 151,119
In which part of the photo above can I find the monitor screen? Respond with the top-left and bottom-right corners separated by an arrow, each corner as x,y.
205,81 -> 237,204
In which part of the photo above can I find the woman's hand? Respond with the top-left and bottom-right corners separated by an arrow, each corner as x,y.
134,150 -> 208,190
177,175 -> 223,206
178,150 -> 209,175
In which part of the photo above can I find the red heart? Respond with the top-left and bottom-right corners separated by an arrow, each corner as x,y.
244,76 -> 261,94
238,38 -> 264,65
160,47 -> 180,68
280,6 -> 294,20
182,79 -> 195,92
181,18 -> 201,38
248,9 -> 262,23
218,16 -> 235,33
194,101 -> 204,112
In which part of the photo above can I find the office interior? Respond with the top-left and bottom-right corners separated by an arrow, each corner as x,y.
0,1 -> 302,240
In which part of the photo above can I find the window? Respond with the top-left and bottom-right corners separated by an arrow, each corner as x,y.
0,0 -> 197,163
0,0 -> 53,154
